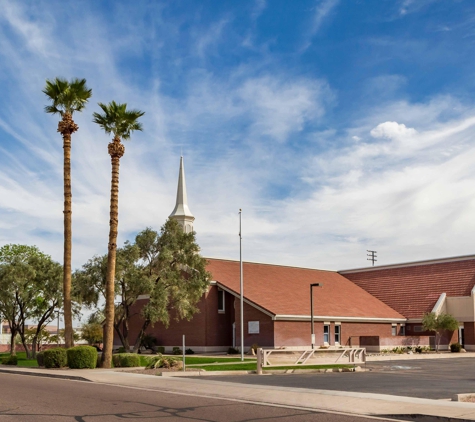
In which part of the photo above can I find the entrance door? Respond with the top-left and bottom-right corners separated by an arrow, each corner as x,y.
459,326 -> 465,347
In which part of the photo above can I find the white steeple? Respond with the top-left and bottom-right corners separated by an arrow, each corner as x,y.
169,156 -> 195,233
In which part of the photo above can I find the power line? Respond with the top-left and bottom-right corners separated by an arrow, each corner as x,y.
367,250 -> 377,266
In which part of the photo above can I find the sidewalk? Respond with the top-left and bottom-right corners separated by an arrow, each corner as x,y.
2,365 -> 475,421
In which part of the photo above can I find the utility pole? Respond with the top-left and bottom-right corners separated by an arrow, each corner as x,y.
367,250 -> 377,266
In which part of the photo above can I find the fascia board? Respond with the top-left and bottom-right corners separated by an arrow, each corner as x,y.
274,314 -> 407,323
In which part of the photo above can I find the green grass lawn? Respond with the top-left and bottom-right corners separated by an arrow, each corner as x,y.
138,355 -> 254,367
0,351 -> 38,368
189,363 -> 355,372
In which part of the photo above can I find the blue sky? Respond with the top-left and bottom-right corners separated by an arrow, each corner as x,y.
1,0 -> 475,271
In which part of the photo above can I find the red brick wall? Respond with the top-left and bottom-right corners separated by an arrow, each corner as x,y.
342,259 -> 475,319
116,286 -> 237,349
273,321 -> 395,347
234,300 -> 274,348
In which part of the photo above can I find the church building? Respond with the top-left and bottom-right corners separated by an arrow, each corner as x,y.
122,158 -> 475,352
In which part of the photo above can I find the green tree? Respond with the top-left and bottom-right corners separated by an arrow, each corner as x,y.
93,101 -> 144,368
132,220 -> 211,353
74,243 -> 149,350
43,77 -> 92,349
0,244 -> 63,358
422,312 -> 459,352
81,323 -> 103,345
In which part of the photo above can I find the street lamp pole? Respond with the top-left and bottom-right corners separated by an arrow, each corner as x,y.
310,283 -> 322,349
239,209 -> 244,362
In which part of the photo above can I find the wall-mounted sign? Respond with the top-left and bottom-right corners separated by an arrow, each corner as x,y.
248,321 -> 260,334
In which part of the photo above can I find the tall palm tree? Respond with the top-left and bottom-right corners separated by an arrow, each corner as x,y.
43,77 -> 92,349
93,101 -> 144,368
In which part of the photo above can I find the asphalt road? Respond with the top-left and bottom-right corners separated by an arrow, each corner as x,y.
201,357 -> 475,400
0,373 -> 390,422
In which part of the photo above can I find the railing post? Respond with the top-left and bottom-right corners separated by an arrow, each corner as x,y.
257,348 -> 263,375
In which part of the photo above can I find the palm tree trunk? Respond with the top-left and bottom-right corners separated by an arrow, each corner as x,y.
101,137 -> 125,368
58,112 -> 78,349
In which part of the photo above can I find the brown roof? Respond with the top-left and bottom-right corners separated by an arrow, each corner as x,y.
340,258 -> 475,319
206,258 -> 404,320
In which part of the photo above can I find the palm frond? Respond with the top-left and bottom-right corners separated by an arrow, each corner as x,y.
93,101 -> 145,140
43,77 -> 92,115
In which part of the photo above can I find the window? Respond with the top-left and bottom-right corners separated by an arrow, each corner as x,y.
391,324 -> 397,336
414,325 -> 423,333
323,325 -> 330,344
218,289 -> 225,312
334,325 -> 341,344
399,325 -> 405,336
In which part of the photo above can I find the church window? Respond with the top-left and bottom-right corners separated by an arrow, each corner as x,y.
218,289 -> 225,313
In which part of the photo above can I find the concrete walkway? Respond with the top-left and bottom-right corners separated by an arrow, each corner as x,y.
2,365 -> 475,421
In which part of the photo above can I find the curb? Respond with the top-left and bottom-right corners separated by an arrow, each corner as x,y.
0,368 -> 90,382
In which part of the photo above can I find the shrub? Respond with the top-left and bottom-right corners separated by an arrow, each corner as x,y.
36,351 -> 45,367
415,346 -> 423,354
156,346 -> 165,354
112,353 -> 141,367
185,348 -> 195,355
146,354 -> 180,369
251,343 -> 259,353
450,343 -> 462,353
141,335 -> 158,350
228,347 -> 239,355
44,347 -> 67,368
172,347 -> 182,355
67,346 -> 97,369
117,346 -> 126,354
1,355 -> 18,365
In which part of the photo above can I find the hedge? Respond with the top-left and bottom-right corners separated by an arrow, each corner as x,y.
36,351 -> 45,367
44,347 -> 67,368
112,353 -> 141,367
1,355 -> 18,365
67,346 -> 97,369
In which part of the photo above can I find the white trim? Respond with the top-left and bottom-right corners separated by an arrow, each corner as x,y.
431,292 -> 446,314
339,254 -> 475,274
273,314 -> 406,323
215,283 -> 275,318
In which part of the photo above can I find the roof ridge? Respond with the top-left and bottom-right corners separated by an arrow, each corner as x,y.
205,256 -> 337,272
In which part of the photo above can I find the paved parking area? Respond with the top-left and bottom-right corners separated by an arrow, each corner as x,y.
200,358 -> 475,399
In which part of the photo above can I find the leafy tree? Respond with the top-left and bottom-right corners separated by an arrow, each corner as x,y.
81,323 -> 103,345
74,243 -> 149,350
0,244 -> 62,358
132,220 -> 211,352
93,101 -> 144,368
43,77 -> 92,348
422,312 -> 459,352
74,220 -> 210,354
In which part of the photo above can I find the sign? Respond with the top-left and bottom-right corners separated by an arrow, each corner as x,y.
248,321 -> 259,334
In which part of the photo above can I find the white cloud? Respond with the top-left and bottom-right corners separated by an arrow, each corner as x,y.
370,121 -> 417,140
311,0 -> 339,35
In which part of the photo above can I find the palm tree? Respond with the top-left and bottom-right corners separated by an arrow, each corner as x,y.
93,101 -> 144,368
43,77 -> 92,349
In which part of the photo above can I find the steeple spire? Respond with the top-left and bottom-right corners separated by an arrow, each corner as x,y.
169,156 -> 195,233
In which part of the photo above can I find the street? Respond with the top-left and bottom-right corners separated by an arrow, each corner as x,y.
0,373 -> 391,422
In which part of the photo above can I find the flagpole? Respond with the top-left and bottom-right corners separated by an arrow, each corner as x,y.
239,209 -> 244,362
